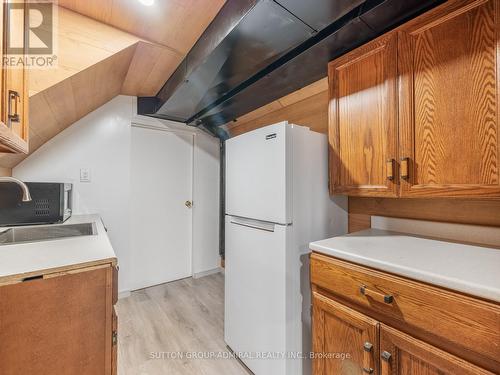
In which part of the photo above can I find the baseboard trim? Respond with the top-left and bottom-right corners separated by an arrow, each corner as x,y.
118,290 -> 131,299
193,267 -> 222,279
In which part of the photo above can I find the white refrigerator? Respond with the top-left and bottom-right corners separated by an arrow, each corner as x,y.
224,121 -> 348,375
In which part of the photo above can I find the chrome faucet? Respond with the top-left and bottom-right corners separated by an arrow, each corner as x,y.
0,177 -> 32,202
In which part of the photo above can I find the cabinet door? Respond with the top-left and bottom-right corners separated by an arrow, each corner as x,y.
312,291 -> 379,375
0,265 -> 114,375
328,32 -> 399,197
380,325 -> 494,375
0,0 -> 28,154
398,0 -> 500,197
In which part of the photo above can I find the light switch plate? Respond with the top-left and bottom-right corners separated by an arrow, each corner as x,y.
80,168 -> 91,182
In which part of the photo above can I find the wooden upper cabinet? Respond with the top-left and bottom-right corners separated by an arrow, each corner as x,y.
312,291 -> 379,375
0,0 -> 29,154
329,0 -> 500,198
398,0 -> 500,197
328,32 -> 399,197
379,325 -> 493,375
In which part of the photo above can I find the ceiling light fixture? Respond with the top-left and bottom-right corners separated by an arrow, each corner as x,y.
138,0 -> 155,6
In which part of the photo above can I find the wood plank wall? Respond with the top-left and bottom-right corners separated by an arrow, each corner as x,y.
227,78 -> 500,231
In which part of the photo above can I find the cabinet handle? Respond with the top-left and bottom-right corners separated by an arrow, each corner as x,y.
363,341 -> 374,374
381,351 -> 392,375
386,159 -> 395,181
8,90 -> 20,126
360,285 -> 394,304
400,157 -> 409,180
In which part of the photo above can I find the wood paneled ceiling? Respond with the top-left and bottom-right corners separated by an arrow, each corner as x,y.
226,78 -> 328,137
0,1 -> 226,171
29,6 -> 142,96
57,0 -> 226,55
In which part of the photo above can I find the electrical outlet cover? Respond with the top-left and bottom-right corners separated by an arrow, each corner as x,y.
80,168 -> 91,182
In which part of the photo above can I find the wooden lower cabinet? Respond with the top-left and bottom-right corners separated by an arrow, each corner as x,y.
311,254 -> 499,375
379,325 -> 493,375
0,264 -> 118,375
312,292 -> 379,375
312,291 -> 494,375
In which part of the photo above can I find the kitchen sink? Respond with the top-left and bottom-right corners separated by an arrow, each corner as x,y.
0,222 -> 97,245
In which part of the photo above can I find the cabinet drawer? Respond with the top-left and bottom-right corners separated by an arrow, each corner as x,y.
310,253 -> 500,370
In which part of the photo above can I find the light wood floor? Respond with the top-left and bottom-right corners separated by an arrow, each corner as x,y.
115,273 -> 251,375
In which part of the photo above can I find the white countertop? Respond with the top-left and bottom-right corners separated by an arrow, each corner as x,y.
310,229 -> 500,303
0,214 -> 116,282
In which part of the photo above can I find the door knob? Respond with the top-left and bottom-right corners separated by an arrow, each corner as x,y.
185,200 -> 192,208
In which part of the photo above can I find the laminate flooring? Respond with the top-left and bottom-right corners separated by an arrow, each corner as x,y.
116,273 -> 251,375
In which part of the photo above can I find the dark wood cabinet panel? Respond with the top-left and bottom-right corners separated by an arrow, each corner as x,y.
328,32 -> 399,197
312,291 -> 379,375
398,0 -> 500,197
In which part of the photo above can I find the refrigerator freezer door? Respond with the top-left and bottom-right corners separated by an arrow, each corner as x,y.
225,215 -> 288,375
225,122 -> 292,224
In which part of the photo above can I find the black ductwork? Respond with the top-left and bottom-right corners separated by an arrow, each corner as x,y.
138,0 -> 444,138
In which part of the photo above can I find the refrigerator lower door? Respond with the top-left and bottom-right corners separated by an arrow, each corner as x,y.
225,215 -> 289,375
225,122 -> 292,224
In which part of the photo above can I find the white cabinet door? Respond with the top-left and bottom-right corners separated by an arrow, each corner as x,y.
225,122 -> 292,224
130,127 -> 193,290
225,215 -> 289,375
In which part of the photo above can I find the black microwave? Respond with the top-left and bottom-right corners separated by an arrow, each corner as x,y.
0,182 -> 72,226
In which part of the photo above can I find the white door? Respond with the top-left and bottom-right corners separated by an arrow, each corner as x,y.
225,122 -> 292,224
224,215 -> 288,375
130,126 -> 193,290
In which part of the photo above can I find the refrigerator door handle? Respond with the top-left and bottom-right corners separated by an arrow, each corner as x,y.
229,216 -> 275,232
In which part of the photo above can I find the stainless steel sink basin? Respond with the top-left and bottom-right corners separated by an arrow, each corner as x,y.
0,223 -> 97,245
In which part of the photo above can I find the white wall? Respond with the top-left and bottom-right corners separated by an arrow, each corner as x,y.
193,133 -> 221,276
13,95 -> 220,293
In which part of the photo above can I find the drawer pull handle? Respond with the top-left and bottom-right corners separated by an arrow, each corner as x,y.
363,368 -> 374,374
360,285 -> 394,304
